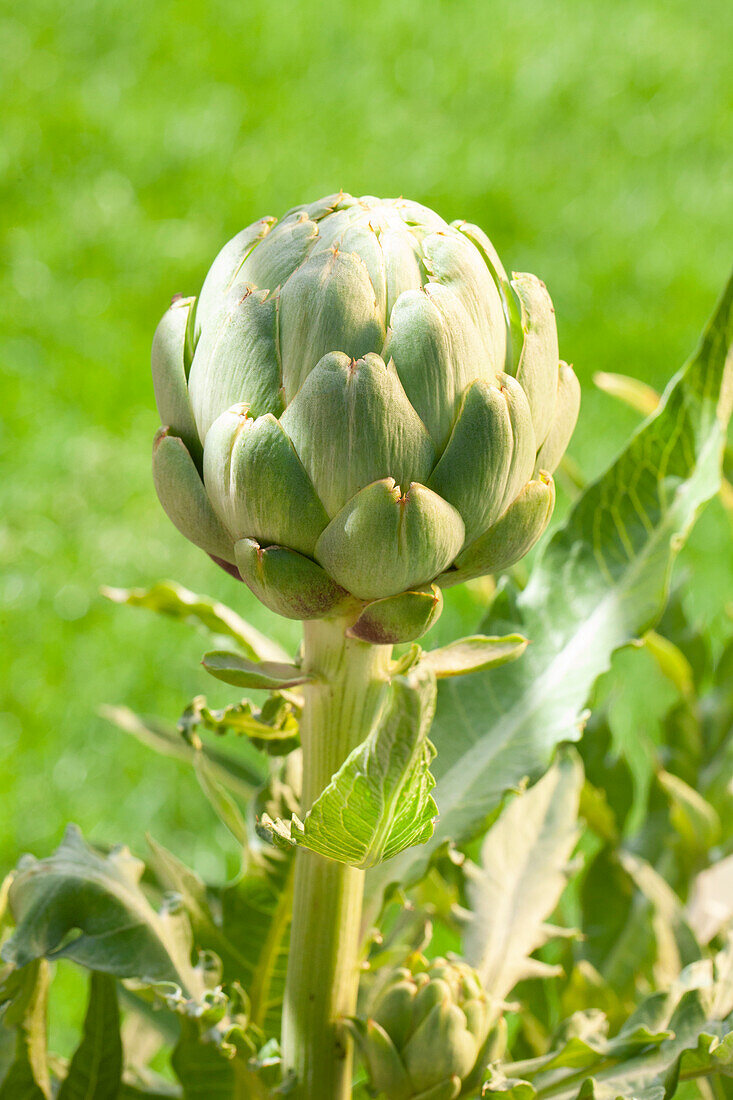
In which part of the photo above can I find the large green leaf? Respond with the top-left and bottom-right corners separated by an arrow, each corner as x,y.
373,273 -> 733,892
260,669 -> 438,868
102,581 -> 288,663
1,827 -> 205,998
462,749 -> 583,1003
58,972 -> 122,1100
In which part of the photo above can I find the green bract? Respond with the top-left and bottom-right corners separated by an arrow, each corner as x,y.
152,193 -> 579,633
348,956 -> 492,1099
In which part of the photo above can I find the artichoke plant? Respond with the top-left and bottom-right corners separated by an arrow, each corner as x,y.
152,192 -> 578,641
348,957 -> 492,1100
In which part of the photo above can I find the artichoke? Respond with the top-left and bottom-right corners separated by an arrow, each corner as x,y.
348,956 -> 492,1099
152,192 -> 579,640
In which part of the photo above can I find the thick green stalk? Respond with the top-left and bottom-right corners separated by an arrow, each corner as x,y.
282,616 -> 392,1099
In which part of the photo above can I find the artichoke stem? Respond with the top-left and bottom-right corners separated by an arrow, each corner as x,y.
282,616 -> 392,1099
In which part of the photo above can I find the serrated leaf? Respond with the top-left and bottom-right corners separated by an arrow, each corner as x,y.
0,960 -> 50,1099
489,940 -> 733,1100
178,695 -> 299,756
419,634 -> 528,678
462,749 -> 582,1002
100,706 -> 266,797
1,826 -> 205,998
102,580 -> 288,663
202,651 -> 312,690
58,972 -> 122,1099
371,272 -> 733,896
260,669 -> 438,868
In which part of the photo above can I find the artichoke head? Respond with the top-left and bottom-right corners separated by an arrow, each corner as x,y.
348,956 -> 492,1099
152,193 -> 579,638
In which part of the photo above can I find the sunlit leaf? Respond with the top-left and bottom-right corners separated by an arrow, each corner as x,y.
260,669 -> 438,868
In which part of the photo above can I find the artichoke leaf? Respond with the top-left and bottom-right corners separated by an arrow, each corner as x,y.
347,585 -> 443,645
188,287 -> 283,441
152,430 -> 234,564
509,272 -> 560,447
151,296 -> 200,462
203,408 -> 329,556
534,361 -> 581,475
237,211 -> 318,292
277,247 -> 386,401
281,351 -> 435,517
315,479 -> 465,601
194,217 -> 275,338
422,228 -> 507,378
451,475 -> 555,584
235,538 -> 350,621
427,379 -> 514,543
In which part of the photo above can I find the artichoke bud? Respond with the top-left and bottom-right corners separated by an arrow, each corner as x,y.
151,296 -> 201,463
234,538 -> 349,620
347,585 -> 443,644
535,361 -> 581,475
351,957 -> 491,1100
151,194 -> 578,605
315,479 -> 465,601
203,406 -> 329,556
278,247 -> 386,401
188,286 -> 282,442
281,352 -> 435,517
509,272 -> 560,447
152,428 -> 234,564
195,217 -> 275,338
454,472 -> 556,581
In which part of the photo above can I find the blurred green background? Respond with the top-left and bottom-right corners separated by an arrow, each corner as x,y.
2,0 -> 732,886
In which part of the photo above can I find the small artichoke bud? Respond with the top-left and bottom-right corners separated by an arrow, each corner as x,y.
150,193 -> 579,615
349,957 -> 491,1100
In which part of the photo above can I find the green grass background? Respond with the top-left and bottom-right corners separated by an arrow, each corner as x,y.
2,0 -> 732,889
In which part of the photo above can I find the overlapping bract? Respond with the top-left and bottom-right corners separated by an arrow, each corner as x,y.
348,957 -> 492,1099
152,193 -> 579,626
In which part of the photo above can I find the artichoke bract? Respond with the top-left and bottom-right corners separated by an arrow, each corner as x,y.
152,193 -> 579,637
348,957 -> 492,1099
